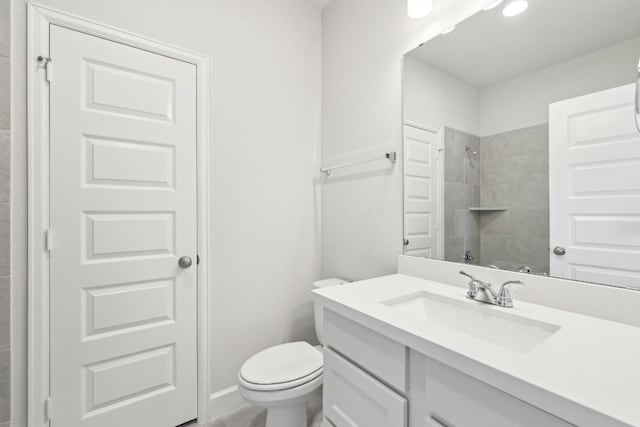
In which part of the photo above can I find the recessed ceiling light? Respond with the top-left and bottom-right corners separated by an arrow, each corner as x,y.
408,0 -> 433,19
483,0 -> 504,10
441,25 -> 456,35
502,0 -> 528,17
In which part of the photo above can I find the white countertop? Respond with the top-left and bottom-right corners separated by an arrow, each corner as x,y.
312,274 -> 640,427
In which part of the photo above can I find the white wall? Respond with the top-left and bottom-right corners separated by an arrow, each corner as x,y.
11,0 -> 322,418
321,0 -> 488,280
478,35 -> 640,136
403,54 -> 479,135
404,35 -> 640,139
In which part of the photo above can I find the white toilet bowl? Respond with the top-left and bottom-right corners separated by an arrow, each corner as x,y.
237,278 -> 348,427
238,342 -> 323,427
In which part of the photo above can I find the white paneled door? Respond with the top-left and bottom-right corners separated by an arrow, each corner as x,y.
49,25 -> 198,427
403,124 -> 441,259
549,84 -> 640,290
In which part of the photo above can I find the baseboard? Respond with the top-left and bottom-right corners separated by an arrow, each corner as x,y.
208,385 -> 248,420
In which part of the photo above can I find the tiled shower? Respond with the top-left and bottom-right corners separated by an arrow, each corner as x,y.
444,125 -> 550,274
0,0 -> 10,424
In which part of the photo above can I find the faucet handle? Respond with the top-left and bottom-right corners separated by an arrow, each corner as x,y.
460,271 -> 480,299
497,280 -> 523,307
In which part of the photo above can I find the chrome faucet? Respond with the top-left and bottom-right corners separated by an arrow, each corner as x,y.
459,271 -> 523,308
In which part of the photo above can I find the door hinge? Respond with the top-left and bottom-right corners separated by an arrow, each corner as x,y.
45,229 -> 54,252
45,397 -> 53,421
37,56 -> 52,83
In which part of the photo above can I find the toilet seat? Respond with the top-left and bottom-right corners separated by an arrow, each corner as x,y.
239,342 -> 323,392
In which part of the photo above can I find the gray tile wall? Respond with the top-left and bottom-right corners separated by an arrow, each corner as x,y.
0,0 -> 10,424
479,124 -> 550,274
443,127 -> 481,264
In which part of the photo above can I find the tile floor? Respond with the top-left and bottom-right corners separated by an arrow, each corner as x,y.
203,392 -> 323,427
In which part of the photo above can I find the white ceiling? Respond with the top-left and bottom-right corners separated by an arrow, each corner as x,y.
409,0 -> 640,88
306,0 -> 333,10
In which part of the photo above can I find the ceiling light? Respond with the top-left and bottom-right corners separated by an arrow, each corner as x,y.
502,0 -> 528,17
441,25 -> 456,35
483,0 -> 504,10
408,0 -> 433,19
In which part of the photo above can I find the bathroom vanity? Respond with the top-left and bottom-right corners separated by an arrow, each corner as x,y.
312,271 -> 640,427
373,4 -> 640,423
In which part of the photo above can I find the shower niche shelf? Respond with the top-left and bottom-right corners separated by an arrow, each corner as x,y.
468,207 -> 509,212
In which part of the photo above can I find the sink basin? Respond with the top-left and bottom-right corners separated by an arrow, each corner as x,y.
381,291 -> 560,353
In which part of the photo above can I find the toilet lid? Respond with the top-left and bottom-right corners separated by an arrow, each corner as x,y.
240,342 -> 323,387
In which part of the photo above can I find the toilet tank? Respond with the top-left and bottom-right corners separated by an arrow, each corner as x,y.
313,278 -> 348,345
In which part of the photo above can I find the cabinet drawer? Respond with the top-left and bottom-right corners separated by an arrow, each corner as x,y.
324,348 -> 407,427
409,352 -> 574,427
324,309 -> 407,392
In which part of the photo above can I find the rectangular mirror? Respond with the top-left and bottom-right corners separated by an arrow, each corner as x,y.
402,0 -> 640,290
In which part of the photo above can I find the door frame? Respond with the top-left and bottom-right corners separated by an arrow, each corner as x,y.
402,120 -> 445,260
27,3 -> 212,426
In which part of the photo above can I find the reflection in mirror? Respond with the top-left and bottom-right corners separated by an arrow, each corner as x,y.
402,0 -> 640,290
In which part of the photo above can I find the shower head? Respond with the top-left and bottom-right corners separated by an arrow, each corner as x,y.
465,146 -> 478,156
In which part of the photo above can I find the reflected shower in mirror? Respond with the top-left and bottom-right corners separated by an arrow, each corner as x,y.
402,0 -> 640,290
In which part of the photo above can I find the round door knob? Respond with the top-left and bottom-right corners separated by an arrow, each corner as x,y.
553,246 -> 566,256
178,256 -> 193,269
403,239 -> 410,246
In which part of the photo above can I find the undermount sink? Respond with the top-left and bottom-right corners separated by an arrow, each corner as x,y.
381,291 -> 560,353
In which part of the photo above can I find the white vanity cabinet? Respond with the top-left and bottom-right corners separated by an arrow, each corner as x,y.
322,309 -> 408,427
323,349 -> 407,427
408,351 -> 574,427
322,309 -> 574,427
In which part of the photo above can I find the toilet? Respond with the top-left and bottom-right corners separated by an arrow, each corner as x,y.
237,278 -> 348,427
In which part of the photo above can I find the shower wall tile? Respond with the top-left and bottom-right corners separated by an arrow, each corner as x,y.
0,348 -> 7,423
0,1 -> 10,423
0,131 -> 8,202
480,210 -> 511,236
481,125 -> 548,161
444,151 -> 464,183
444,182 -> 471,210
511,181 -> 549,210
480,234 -> 510,264
445,236 -> 464,263
444,209 -> 455,237
454,209 -> 479,238
0,205 -> 8,277
471,185 -> 481,206
0,277 -> 7,349
510,236 -> 549,270
481,184 -> 511,207
479,124 -> 550,274
464,158 -> 480,185
444,128 -> 481,263
0,0 -> 7,58
0,58 -> 9,130
505,125 -> 549,157
444,128 -> 465,157
482,236 -> 549,274
510,209 -> 549,239
465,235 -> 481,265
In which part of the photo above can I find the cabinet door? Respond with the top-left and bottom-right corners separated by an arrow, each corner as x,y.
324,310 -> 407,392
409,352 -> 574,427
324,349 -> 407,427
